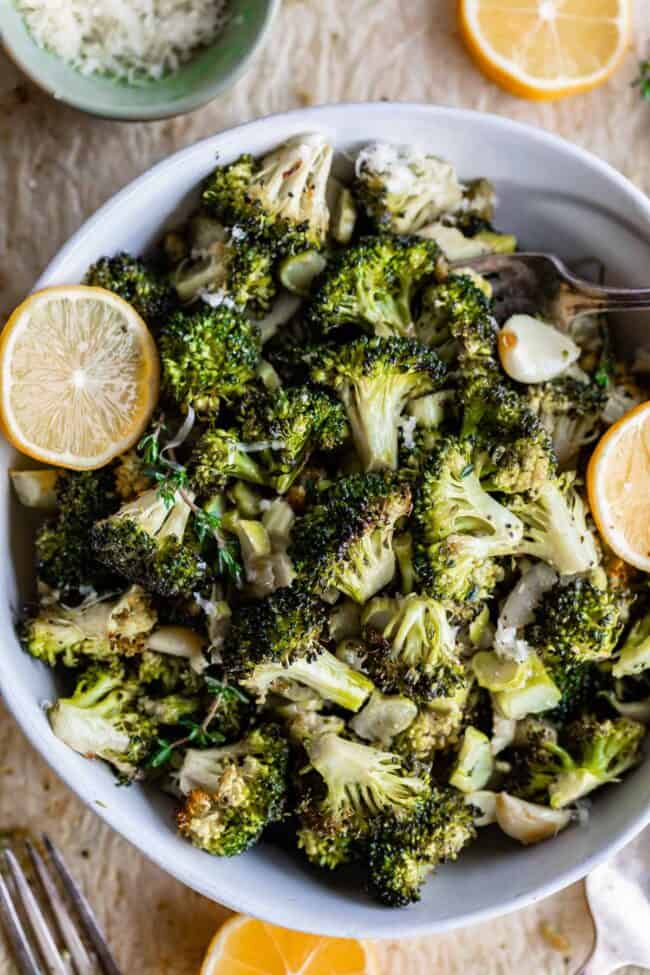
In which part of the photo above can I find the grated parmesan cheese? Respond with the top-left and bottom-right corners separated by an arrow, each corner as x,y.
16,0 -> 230,83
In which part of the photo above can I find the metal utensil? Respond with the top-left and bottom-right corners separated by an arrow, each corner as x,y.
579,830 -> 650,974
452,252 -> 650,329
0,833 -> 122,975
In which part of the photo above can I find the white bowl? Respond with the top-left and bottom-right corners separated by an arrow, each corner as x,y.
3,104 -> 650,939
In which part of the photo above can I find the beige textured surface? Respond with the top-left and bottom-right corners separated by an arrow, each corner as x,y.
1,1 -> 650,971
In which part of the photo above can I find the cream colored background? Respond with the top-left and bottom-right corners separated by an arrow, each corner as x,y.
1,1 -> 650,971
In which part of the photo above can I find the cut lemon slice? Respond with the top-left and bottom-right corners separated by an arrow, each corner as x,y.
587,401 -> 650,572
458,0 -> 631,101
0,285 -> 159,470
201,916 -> 378,975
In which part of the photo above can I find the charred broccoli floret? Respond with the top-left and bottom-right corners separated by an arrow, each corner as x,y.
508,474 -> 600,575
306,235 -> 445,338
416,276 -> 497,363
176,723 -> 290,855
353,143 -> 463,234
35,469 -> 120,599
159,305 -> 260,412
188,428 -> 268,495
91,488 -> 209,598
394,690 -> 469,760
202,134 -> 333,252
526,376 -> 606,469
290,473 -> 412,604
236,385 -> 349,492
297,731 -> 429,869
614,610 -> 650,678
362,594 -> 466,703
223,587 -> 373,710
310,336 -> 446,471
49,664 -> 157,780
366,785 -> 476,906
84,252 -> 176,329
23,587 -> 157,667
412,437 -> 523,615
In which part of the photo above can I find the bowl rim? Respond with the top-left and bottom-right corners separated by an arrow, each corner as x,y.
6,101 -> 650,937
0,0 -> 280,121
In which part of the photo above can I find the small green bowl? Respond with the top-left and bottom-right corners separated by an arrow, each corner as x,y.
0,0 -> 278,121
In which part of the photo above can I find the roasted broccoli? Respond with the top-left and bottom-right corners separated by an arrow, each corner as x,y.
176,723 -> 289,855
306,235 -> 445,338
223,587 -> 373,710
159,305 -> 260,412
416,276 -> 497,364
526,376 -> 606,468
91,488 -> 209,598
614,610 -> 650,678
188,428 -> 268,495
310,336 -> 446,471
366,785 -> 476,906
49,664 -> 157,780
84,252 -> 176,329
353,143 -> 463,233
290,472 -> 412,603
202,134 -> 333,252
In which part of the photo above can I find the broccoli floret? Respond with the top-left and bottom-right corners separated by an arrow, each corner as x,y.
412,437 -> 523,615
416,276 -> 497,363
614,611 -> 650,678
526,376 -> 606,469
366,785 -> 476,906
137,649 -> 203,695
159,305 -> 260,412
508,714 -> 644,809
508,475 -> 600,575
362,594 -> 466,703
188,428 -> 268,495
306,235 -> 445,338
202,134 -> 333,252
237,385 -> 349,492
394,690 -> 469,760
91,488 -> 209,598
172,220 -> 276,313
353,143 -> 463,233
49,664 -> 156,780
84,252 -> 176,329
23,587 -> 157,668
35,469 -> 120,599
176,723 -> 289,855
310,336 -> 446,471
290,473 -> 412,604
297,731 -> 429,870
223,587 -> 373,711
503,721 -> 573,804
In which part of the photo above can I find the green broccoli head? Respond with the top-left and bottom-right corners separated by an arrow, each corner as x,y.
526,376 -> 606,469
527,576 -> 628,667
290,472 -> 413,604
49,664 -> 157,780
84,252 -> 176,329
393,691 -> 469,761
159,305 -> 260,412
222,586 -> 373,711
35,469 -> 121,599
23,586 -> 157,668
136,649 -> 203,695
310,336 -> 446,471
416,276 -> 497,364
237,385 -> 349,492
202,135 -> 333,252
362,593 -> 466,703
188,428 -> 269,495
503,721 -> 573,804
613,610 -> 650,679
412,437 -> 523,615
353,143 -> 463,234
91,488 -> 210,598
366,786 -> 476,907
176,723 -> 290,856
306,235 -> 445,338
508,474 -> 600,575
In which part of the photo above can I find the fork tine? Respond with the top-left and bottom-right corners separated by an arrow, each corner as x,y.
26,842 -> 95,975
3,850 -> 68,975
0,870 -> 43,975
42,837 -> 123,975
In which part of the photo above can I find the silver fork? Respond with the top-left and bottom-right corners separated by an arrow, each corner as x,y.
0,834 -> 122,975
452,252 -> 650,328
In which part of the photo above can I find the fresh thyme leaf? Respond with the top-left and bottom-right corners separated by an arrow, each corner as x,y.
634,60 -> 650,101
205,676 -> 249,704
147,737 -> 174,768
218,542 -> 243,585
